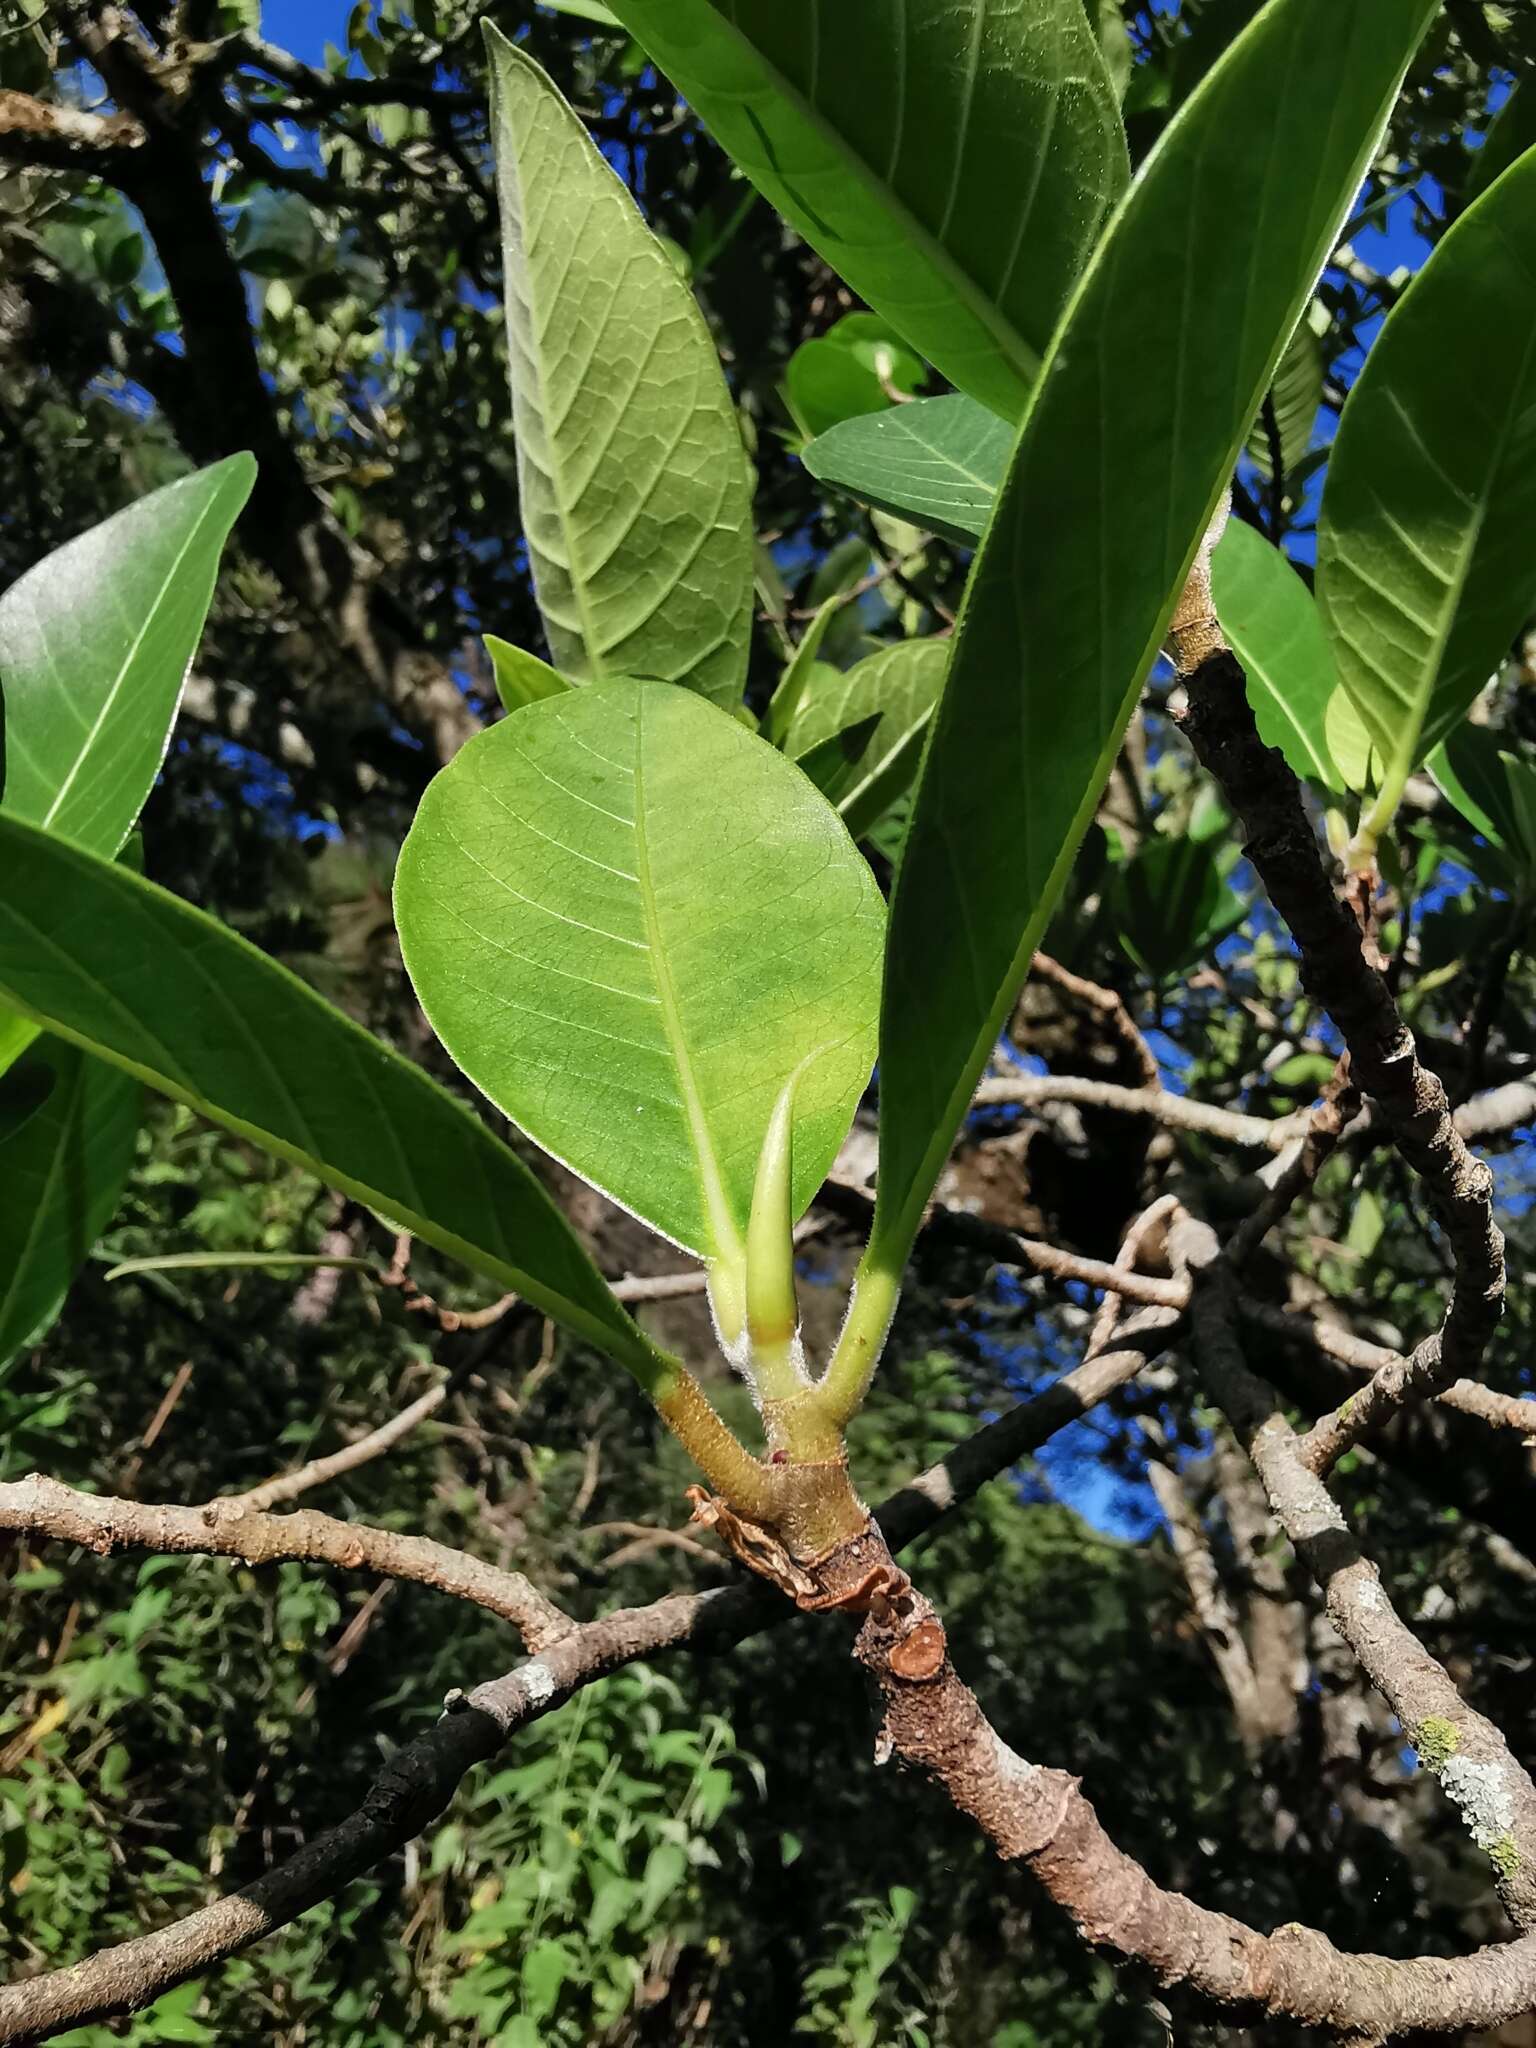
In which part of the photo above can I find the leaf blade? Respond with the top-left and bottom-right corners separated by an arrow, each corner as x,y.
802,396 -> 1011,546
0,455 -> 254,858
395,679 -> 884,1259
871,0 -> 1436,1272
0,815 -> 654,1380
1210,521 -> 1343,788
1317,143 -> 1536,824
604,0 -> 1129,420
486,26 -> 753,706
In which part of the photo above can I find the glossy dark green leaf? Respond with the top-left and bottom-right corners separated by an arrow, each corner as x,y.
870,0 -> 1436,1272
1318,144 -> 1536,838
803,397 -> 1011,547
604,0 -> 1129,420
0,815 -> 658,1384
0,454 -> 254,857
0,1039 -> 139,1370
1465,75 -> 1536,208
487,26 -> 753,706
1431,726 -> 1536,885
394,679 -> 884,1262
1210,521 -> 1345,789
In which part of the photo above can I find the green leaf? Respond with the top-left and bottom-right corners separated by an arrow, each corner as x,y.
868,0 -> 1436,1274
1465,75 -> 1536,209
0,1040 -> 140,1370
784,639 -> 948,839
1097,0 -> 1133,102
604,0 -> 1129,421
484,634 -> 572,715
486,26 -> 753,707
793,713 -> 884,805
0,455 -> 254,858
1210,521 -> 1344,789
0,814 -> 657,1384
1107,835 -> 1246,983
1430,726 -> 1536,885
783,313 -> 925,441
394,678 -> 883,1261
541,0 -> 621,22
1317,143 -> 1536,843
1246,310 -> 1323,489
803,396 -> 1011,548
763,598 -> 839,744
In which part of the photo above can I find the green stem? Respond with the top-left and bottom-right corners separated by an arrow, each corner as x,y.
815,1255 -> 902,1428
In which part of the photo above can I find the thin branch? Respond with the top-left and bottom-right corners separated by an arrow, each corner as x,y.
1030,950 -> 1160,1088
1174,645 -> 1505,1416
0,1341 -> 1171,2041
0,1474 -> 571,1652
974,1071 -> 1308,1149
225,1376 -> 455,1514
0,87 -> 144,174
1171,1209 -> 1536,1927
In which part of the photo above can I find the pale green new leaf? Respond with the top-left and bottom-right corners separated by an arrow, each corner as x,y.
1317,144 -> 1536,832
0,454 -> 254,857
1210,521 -> 1344,789
486,26 -> 752,706
603,0 -> 1129,421
485,633 -> 572,714
871,0 -> 1436,1274
394,679 -> 884,1260
803,397 -> 1011,548
0,1038 -> 140,1370
785,640 -> 948,839
0,815 -> 657,1384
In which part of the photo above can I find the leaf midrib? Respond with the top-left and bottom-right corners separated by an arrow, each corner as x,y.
630,695 -> 741,1262
38,488 -> 216,837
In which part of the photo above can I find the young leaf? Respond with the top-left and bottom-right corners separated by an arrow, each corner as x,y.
782,313 -> 926,441
0,1039 -> 140,1369
763,598 -> 840,745
0,454 -> 254,857
1317,143 -> 1536,849
784,639 -> 948,839
1210,521 -> 1345,789
394,678 -> 883,1262
486,26 -> 753,707
603,0 -> 1129,421
802,397 -> 1011,548
0,814 -> 659,1385
485,633 -> 572,715
864,0 -> 1436,1295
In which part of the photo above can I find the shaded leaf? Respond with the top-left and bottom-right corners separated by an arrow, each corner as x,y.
1108,835 -> 1246,983
803,396 -> 1010,547
394,678 -> 883,1261
783,313 -> 925,441
0,1040 -> 139,1370
784,639 -> 948,839
605,0 -> 1129,420
486,27 -> 753,705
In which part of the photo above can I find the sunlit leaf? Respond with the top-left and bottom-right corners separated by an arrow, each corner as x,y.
0,454 -> 254,857
869,0 -> 1436,1274
1210,521 -> 1343,789
486,26 -> 753,705
1318,143 -> 1536,839
394,678 -> 883,1260
485,633 -> 572,715
604,0 -> 1129,421
0,815 -> 656,1383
